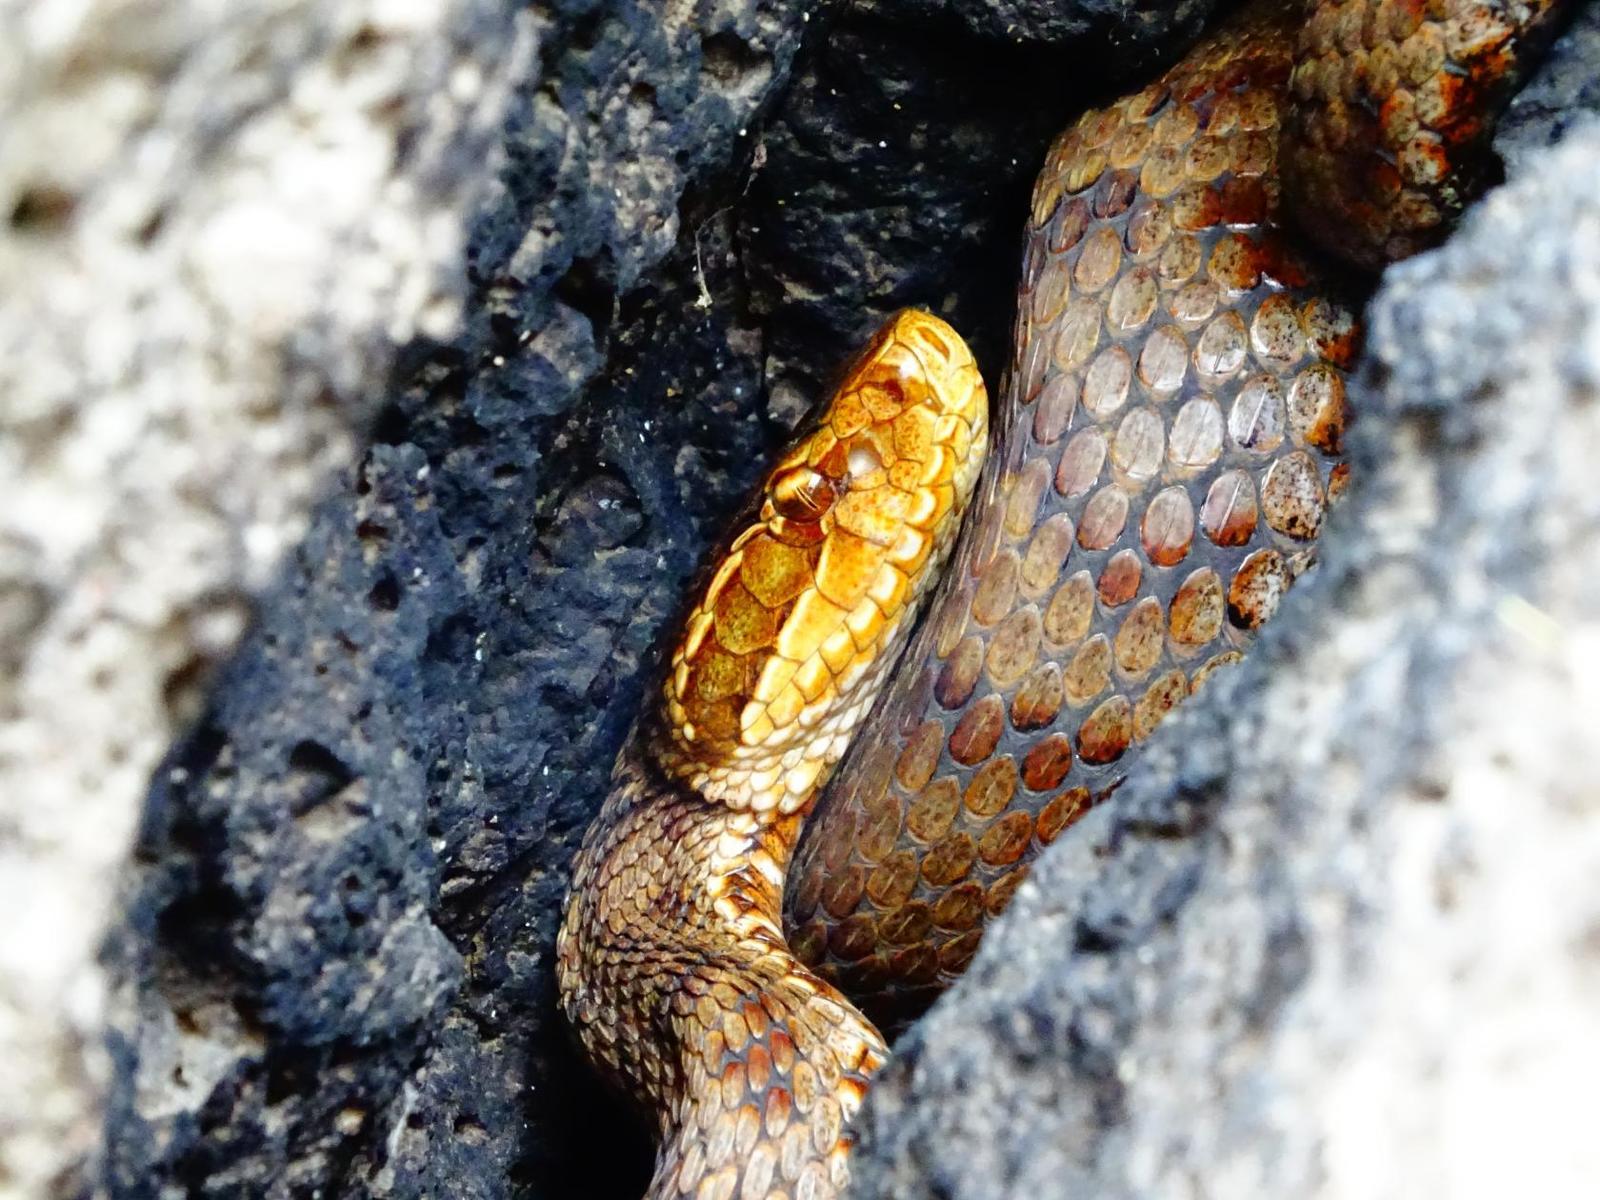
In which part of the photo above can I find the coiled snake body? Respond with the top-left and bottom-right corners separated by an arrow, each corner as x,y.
557,3 -> 1567,1198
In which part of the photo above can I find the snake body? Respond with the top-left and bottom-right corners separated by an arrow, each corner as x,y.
558,3 -> 1568,1197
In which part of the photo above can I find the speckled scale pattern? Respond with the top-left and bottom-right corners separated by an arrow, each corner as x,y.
786,0 -> 1364,1028
1283,0 -> 1569,270
657,315 -> 989,818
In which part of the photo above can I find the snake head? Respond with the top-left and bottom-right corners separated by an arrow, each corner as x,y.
660,309 -> 989,815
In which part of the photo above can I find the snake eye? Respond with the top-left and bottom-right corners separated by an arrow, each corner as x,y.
771,466 -> 839,523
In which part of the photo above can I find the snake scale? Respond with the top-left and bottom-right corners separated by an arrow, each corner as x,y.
557,3 -> 1569,1198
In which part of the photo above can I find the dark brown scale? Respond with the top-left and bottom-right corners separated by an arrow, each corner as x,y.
786,0 -> 1364,1031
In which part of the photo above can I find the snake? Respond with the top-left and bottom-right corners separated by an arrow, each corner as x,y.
555,3 -> 1570,1198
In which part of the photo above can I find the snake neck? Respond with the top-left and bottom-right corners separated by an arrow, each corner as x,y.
557,726 -> 889,1200
650,580 -> 931,820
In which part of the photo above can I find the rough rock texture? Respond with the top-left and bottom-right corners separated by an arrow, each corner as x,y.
0,1 -> 523,1193
850,0 -> 1215,50
744,0 -> 1218,418
1498,0 -> 1600,165
92,2 -> 1226,1199
847,109 -> 1600,1200
103,7 -> 815,1195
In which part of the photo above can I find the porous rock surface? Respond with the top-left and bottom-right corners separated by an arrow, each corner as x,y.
73,2 -> 1218,1199
847,107 -> 1600,1200
851,0 -> 1213,50
0,0 -> 521,1193
1498,0 -> 1600,163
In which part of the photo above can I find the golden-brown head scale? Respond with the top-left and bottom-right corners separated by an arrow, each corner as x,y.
660,309 -> 989,814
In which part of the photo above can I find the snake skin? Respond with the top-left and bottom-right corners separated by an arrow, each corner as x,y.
559,2 -> 1570,1197
1283,0 -> 1568,270
785,0 -> 1567,1035
784,0 -> 1357,1031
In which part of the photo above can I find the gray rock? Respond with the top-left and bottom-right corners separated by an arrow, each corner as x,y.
1499,1 -> 1600,166
847,109 -> 1600,1200
103,0 -> 815,1191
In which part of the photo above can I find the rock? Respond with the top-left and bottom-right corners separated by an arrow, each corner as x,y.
846,112 -> 1600,1200
849,0 -> 1215,51
747,0 -> 1220,410
0,1 -> 525,1192
101,0 -> 814,1191
88,1 -> 1231,1196
1498,1 -> 1600,167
